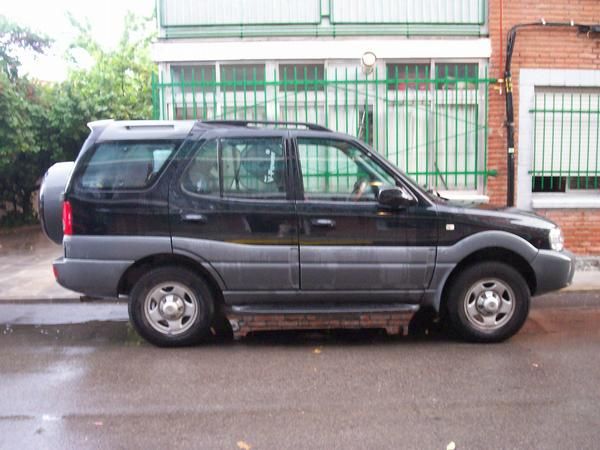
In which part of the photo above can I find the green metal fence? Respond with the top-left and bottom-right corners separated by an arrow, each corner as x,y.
530,88 -> 600,192
152,66 -> 497,190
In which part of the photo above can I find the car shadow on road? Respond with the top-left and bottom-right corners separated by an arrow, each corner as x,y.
236,327 -> 451,348
1,320 -> 456,349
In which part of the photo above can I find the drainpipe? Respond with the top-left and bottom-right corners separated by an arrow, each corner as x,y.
503,19 -> 600,207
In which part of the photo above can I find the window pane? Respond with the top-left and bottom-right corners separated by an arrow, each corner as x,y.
298,138 -> 395,201
222,137 -> 286,199
170,65 -> 217,120
387,63 -> 430,90
279,64 -> 325,91
174,106 -> 213,120
435,63 -> 478,88
79,141 -> 177,190
532,88 -> 600,192
220,64 -> 265,91
532,176 -> 566,193
182,140 -> 220,195
171,65 -> 216,83
357,106 -> 373,146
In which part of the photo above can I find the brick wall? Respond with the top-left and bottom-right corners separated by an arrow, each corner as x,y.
487,0 -> 600,254
537,209 -> 600,254
226,312 -> 414,339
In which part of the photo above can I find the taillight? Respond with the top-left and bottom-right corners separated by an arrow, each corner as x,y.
62,200 -> 73,236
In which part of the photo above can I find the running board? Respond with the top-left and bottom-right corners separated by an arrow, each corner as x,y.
227,303 -> 419,315
224,303 -> 420,338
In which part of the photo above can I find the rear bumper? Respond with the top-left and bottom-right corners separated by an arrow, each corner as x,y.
531,249 -> 576,296
53,257 -> 132,297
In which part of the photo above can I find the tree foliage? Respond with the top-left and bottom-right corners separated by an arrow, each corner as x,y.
0,15 -> 50,80
0,12 -> 155,226
47,12 -> 155,162
0,16 -> 51,223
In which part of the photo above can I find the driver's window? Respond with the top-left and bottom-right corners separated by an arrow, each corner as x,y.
297,138 -> 395,202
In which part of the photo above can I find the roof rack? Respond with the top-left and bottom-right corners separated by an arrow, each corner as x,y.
200,120 -> 332,132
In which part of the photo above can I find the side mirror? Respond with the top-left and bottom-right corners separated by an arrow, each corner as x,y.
377,186 -> 416,209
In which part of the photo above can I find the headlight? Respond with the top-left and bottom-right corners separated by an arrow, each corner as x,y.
549,227 -> 564,251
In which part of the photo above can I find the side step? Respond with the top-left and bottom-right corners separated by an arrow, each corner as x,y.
225,303 -> 420,338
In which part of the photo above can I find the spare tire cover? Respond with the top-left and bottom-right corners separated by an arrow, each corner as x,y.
39,162 -> 75,244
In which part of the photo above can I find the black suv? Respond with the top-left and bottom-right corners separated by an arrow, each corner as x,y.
40,119 -> 575,346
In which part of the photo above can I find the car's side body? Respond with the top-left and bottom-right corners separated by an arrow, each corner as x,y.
43,119 -> 575,345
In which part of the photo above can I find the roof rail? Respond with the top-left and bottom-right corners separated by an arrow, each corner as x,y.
200,120 -> 332,132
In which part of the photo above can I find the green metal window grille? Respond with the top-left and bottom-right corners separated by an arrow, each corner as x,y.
530,87 -> 600,192
152,64 -> 497,190
171,64 -> 216,83
279,64 -> 325,92
220,64 -> 266,92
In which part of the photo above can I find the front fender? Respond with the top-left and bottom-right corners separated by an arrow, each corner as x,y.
424,230 -> 539,311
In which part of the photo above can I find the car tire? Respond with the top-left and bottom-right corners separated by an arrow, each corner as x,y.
128,266 -> 214,347
446,261 -> 530,343
210,314 -> 234,341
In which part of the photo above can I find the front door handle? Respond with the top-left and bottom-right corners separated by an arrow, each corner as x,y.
310,218 -> 336,228
181,213 -> 208,223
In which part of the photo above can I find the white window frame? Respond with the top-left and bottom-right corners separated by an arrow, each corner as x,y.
517,69 -> 600,210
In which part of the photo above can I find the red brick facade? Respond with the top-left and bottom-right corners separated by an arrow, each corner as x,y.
487,0 -> 600,253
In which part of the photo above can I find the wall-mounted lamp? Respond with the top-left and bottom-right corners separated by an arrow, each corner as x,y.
360,51 -> 377,76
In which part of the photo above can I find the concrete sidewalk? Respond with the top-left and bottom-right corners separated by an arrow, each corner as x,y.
1,226 -> 599,302
0,226 -> 79,302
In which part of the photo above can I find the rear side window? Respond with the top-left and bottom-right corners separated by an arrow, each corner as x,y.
78,141 -> 177,190
182,137 -> 287,200
222,137 -> 286,199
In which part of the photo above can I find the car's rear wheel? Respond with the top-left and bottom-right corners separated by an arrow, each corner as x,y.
128,267 -> 214,347
446,262 -> 530,343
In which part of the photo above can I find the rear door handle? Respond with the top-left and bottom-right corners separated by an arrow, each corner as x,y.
310,218 -> 336,228
181,213 -> 208,223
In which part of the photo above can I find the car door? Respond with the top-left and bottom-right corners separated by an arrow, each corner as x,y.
169,129 -> 299,304
293,132 -> 437,303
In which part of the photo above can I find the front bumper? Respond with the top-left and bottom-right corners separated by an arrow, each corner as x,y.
530,249 -> 576,296
53,257 -> 132,297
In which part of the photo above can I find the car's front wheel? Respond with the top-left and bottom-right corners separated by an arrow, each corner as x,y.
128,267 -> 214,347
446,262 -> 530,343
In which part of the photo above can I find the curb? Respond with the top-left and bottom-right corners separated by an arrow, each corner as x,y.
532,291 -> 600,308
0,297 -> 121,304
0,297 -> 81,304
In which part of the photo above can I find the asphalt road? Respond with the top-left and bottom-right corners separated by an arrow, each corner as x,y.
1,294 -> 599,450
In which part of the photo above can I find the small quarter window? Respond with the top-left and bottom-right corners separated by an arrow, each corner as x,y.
79,141 -> 177,190
182,139 -> 220,195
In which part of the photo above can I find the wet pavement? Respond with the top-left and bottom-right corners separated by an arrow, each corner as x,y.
1,294 -> 600,449
0,227 -> 77,301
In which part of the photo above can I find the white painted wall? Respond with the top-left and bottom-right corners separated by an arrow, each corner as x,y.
152,38 -> 491,63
